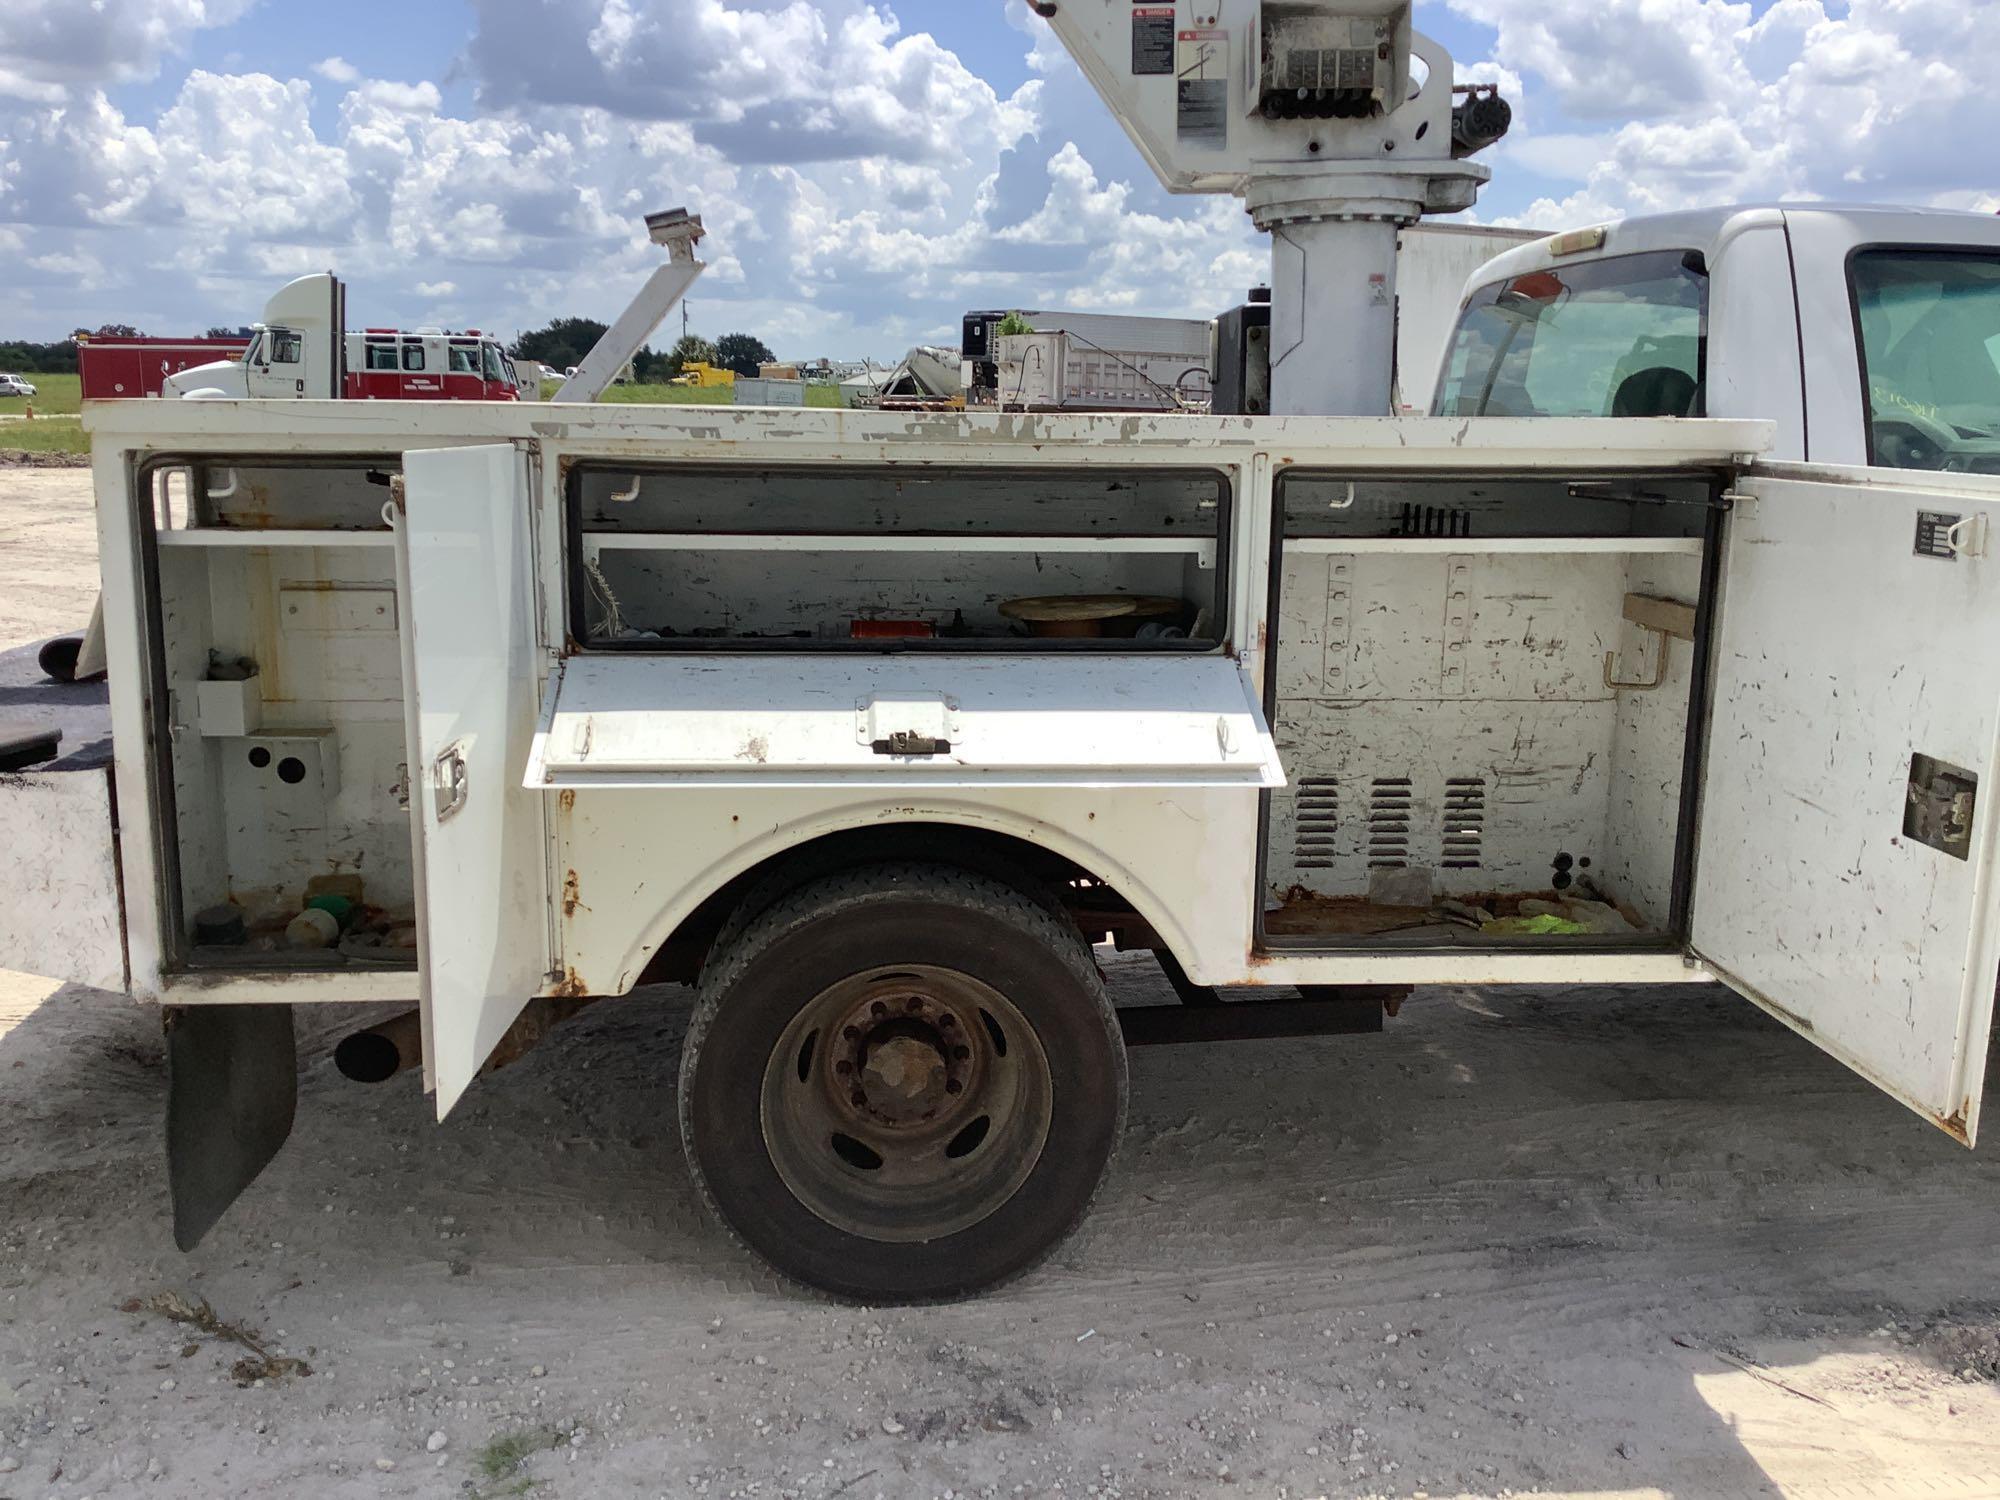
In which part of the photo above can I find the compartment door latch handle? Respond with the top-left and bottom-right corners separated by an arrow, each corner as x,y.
432,741 -> 470,821
871,731 -> 951,756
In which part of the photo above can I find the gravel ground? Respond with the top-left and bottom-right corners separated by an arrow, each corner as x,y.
4,469 -> 2000,1500
0,467 -> 100,652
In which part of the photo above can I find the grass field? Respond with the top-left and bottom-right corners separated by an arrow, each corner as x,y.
581,380 -> 844,408
0,373 -> 87,456
0,418 -> 87,455
0,371 -> 82,416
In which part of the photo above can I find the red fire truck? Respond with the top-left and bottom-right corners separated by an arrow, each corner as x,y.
153,275 -> 520,402
346,328 -> 518,400
77,336 -> 252,399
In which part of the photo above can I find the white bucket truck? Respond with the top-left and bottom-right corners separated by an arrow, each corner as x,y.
16,4 -> 2000,1301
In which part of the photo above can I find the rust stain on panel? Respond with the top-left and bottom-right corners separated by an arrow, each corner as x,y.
562,868 -> 586,917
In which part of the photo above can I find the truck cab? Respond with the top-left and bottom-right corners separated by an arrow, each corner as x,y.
165,273 -> 345,401
1434,205 -> 2000,471
160,275 -> 520,404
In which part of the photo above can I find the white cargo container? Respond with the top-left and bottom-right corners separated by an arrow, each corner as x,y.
1396,223 -> 1543,405
734,377 -> 806,407
993,328 -> 1213,410
971,226 -> 1532,414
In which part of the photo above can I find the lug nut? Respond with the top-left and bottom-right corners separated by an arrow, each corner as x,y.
851,1090 -> 867,1107
870,1001 -> 887,1018
945,1079 -> 962,1095
835,1060 -> 852,1075
842,1025 -> 859,1039
938,1014 -> 955,1029
906,997 -> 924,1013
954,1045 -> 970,1060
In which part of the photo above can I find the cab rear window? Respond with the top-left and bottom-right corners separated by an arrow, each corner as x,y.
1433,250 -> 1707,419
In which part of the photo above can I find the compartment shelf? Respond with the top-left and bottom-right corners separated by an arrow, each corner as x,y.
1285,536 -> 1702,555
157,529 -> 395,549
583,532 -> 1217,568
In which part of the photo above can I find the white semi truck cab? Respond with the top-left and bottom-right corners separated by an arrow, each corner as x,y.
166,274 -> 346,401
1435,204 -> 2000,472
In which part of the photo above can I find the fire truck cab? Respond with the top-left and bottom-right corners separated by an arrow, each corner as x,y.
348,328 -> 519,402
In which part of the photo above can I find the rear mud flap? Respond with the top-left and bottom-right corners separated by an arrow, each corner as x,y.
164,1005 -> 297,1250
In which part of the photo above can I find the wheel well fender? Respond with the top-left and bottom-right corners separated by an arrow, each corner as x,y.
607,807 -> 1196,991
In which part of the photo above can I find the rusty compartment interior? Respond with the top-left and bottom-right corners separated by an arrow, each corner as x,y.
142,459 -> 418,971
1261,470 -> 1715,950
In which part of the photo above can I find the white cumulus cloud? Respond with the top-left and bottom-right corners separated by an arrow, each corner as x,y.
1456,0 -> 2000,219
4,0 -> 1997,353
0,0 -> 255,98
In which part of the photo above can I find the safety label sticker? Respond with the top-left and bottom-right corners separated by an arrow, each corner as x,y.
1131,7 -> 1174,74
1176,29 -> 1228,147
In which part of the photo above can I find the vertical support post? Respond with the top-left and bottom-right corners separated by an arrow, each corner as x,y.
1263,216 -> 1404,416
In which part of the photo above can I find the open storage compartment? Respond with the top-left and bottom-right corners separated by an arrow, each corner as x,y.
566,461 -> 1229,650
138,456 -> 419,972
1262,470 -> 1722,950
543,457 -> 1276,788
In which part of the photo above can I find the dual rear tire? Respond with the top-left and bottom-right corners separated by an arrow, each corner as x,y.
678,865 -> 1127,1301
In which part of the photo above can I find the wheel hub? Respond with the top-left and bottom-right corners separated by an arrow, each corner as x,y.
831,992 -> 975,1129
859,1033 -> 946,1119
758,965 -> 1054,1243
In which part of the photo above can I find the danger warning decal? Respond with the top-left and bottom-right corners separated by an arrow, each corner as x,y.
1176,29 -> 1228,147
1131,6 -> 1174,74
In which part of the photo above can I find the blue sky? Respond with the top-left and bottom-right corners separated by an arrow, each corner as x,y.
0,1 -> 1986,357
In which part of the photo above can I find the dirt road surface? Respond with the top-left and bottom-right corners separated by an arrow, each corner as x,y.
4,467 -> 2000,1500
0,463 -> 99,651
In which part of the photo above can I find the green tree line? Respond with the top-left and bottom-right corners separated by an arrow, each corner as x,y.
510,319 -> 775,380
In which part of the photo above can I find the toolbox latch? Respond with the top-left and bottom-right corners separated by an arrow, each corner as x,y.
872,730 -> 952,757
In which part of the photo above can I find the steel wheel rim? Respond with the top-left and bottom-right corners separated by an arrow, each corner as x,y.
758,963 -> 1053,1243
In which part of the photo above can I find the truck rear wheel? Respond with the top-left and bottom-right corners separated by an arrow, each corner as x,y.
679,864 -> 1126,1301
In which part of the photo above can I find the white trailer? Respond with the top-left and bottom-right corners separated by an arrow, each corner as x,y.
1396,223 -> 1543,406
992,326 -> 1214,411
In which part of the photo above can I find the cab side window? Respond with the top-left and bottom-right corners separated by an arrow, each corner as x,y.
1852,250 -> 2000,472
401,343 -> 426,372
270,331 -> 303,364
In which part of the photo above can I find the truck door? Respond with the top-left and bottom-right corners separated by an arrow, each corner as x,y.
393,444 -> 554,1116
1692,467 -> 2000,1142
247,326 -> 306,397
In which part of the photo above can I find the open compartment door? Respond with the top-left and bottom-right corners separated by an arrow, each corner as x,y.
396,444 -> 552,1117
526,654 -> 1284,789
1692,470 -> 2000,1142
